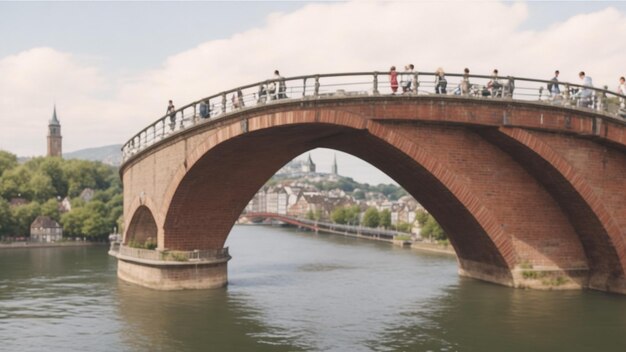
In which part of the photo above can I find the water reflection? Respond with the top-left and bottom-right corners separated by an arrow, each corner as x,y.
2,228 -> 626,352
370,278 -> 626,352
0,246 -> 124,352
115,281 -> 303,351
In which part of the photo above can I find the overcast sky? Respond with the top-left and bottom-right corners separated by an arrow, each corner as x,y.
1,1 -> 625,185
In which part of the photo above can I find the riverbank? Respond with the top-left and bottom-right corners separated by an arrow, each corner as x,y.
292,224 -> 456,257
411,241 -> 456,256
248,222 -> 457,257
0,241 -> 106,250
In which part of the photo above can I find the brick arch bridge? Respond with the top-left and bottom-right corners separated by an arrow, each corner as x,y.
115,72 -> 626,293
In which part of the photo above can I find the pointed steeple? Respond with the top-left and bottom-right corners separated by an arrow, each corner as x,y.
50,105 -> 60,126
332,154 -> 338,175
306,153 -> 316,173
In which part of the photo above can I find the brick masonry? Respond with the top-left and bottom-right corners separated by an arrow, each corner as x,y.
120,96 -> 626,293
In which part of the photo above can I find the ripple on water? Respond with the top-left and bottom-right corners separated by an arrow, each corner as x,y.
297,263 -> 354,272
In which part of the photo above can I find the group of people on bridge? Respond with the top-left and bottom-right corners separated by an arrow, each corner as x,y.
164,67 -> 626,123
389,65 -> 626,111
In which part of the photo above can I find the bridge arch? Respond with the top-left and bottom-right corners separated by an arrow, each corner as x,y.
119,91 -> 626,293
158,106 -> 601,288
125,205 -> 158,246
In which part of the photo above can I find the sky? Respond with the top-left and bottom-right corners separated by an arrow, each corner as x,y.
1,1 -> 626,185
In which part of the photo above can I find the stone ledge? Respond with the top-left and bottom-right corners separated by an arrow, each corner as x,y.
109,250 -> 231,267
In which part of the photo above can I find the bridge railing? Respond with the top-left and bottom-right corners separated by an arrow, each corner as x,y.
122,71 -> 626,162
109,243 -> 230,262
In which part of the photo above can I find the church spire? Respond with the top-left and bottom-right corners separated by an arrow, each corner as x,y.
50,105 -> 60,126
332,154 -> 338,175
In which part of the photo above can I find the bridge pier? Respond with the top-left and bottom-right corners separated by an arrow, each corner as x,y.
110,244 -> 231,290
458,258 -> 603,291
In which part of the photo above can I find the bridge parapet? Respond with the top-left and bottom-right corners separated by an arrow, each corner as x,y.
121,71 -> 626,163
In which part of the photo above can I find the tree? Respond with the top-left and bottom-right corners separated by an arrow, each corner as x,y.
420,215 -> 447,241
415,209 -> 429,226
64,160 -> 99,197
39,157 -> 68,197
11,202 -> 41,237
41,198 -> 61,222
61,208 -> 88,238
0,198 -> 13,236
380,209 -> 391,228
0,166 -> 32,199
345,205 -> 360,225
396,221 -> 412,233
362,207 -> 380,228
331,207 -> 348,224
28,173 -> 56,202
0,150 -> 17,177
81,200 -> 112,239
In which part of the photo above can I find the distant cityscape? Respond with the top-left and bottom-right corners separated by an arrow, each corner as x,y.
246,154 -> 424,233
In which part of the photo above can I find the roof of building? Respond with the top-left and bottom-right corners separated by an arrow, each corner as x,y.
30,215 -> 62,229
9,198 -> 30,207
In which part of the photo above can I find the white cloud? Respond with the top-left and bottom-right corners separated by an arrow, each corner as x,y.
1,1 -> 625,182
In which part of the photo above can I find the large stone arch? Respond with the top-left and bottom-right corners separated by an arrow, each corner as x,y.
117,96 -> 626,292
160,109 -> 590,287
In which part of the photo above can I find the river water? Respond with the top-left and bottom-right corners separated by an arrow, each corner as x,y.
1,225 -> 625,352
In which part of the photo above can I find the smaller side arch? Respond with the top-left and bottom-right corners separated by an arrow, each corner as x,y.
125,195 -> 161,239
124,195 -> 160,247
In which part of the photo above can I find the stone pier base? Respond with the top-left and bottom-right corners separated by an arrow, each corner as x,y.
457,259 -> 516,287
116,258 -> 229,290
458,258 -> 600,291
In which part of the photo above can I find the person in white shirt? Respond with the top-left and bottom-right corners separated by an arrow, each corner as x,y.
575,71 -> 593,107
617,76 -> 626,109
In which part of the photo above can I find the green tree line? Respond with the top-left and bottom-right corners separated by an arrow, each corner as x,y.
0,151 -> 122,240
415,209 -> 447,241
329,205 -> 416,233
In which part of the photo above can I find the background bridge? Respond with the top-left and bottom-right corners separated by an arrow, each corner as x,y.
116,71 -> 626,294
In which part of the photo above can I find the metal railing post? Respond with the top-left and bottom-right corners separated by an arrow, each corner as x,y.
314,75 -> 320,97
373,72 -> 379,95
302,77 -> 307,97
564,84 -> 571,106
599,85 -> 608,112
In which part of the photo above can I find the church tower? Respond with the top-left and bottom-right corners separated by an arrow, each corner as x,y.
47,106 -> 62,158
301,153 -> 316,173
332,154 -> 338,175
